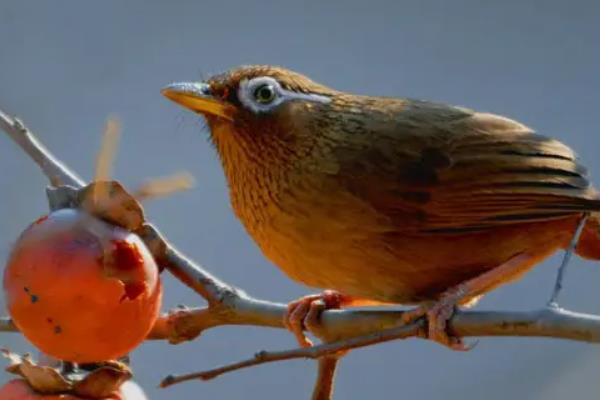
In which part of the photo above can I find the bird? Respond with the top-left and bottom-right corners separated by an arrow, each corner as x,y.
161,65 -> 600,349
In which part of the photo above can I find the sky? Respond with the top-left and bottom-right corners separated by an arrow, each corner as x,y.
1,1 -> 600,399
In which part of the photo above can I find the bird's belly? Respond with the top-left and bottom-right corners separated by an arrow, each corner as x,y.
254,214 -> 573,304
259,230 -> 417,302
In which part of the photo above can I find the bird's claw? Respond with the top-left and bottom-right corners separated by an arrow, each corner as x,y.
283,290 -> 344,348
401,289 -> 476,351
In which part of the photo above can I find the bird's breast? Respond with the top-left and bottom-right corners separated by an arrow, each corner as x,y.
229,170 -> 421,302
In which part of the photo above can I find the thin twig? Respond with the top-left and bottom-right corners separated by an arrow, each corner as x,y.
138,224 -> 237,306
156,319 -> 418,386
159,306 -> 600,387
312,356 -> 341,400
548,213 -> 588,307
0,317 -> 16,333
0,108 -> 84,188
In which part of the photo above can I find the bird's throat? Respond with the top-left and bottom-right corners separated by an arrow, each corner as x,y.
208,121 -> 298,234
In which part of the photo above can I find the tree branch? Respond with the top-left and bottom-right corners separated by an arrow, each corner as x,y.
312,356 -> 340,400
0,109 -> 84,188
158,306 -> 600,386
0,317 -> 16,333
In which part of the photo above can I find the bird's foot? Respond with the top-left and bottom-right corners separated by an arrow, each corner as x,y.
283,290 -> 347,348
401,285 -> 474,351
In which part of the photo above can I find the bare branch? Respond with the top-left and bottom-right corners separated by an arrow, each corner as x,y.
159,306 -> 600,386
312,356 -> 341,400
5,301 -> 600,347
137,224 -> 238,306
0,109 -> 84,188
548,213 -> 588,307
0,317 -> 16,333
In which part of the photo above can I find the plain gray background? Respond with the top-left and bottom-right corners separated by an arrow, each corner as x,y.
1,1 -> 600,399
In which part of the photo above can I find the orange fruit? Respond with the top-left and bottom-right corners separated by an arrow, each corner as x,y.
3,209 -> 162,363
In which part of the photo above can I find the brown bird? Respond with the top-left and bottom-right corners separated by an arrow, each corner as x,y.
162,65 -> 600,349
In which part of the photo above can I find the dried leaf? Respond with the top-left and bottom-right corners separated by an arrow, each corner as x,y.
19,359 -> 72,393
1,349 -> 71,393
79,181 -> 146,231
1,348 -> 23,369
72,363 -> 132,399
2,350 -> 134,399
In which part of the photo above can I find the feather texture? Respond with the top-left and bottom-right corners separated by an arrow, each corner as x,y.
330,105 -> 600,234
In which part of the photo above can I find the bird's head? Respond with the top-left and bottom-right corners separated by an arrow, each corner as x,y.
162,65 -> 339,169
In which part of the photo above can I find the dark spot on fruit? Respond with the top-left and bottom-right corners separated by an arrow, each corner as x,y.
23,287 -> 42,304
120,281 -> 147,302
111,240 -> 144,271
46,317 -> 54,324
54,325 -> 62,334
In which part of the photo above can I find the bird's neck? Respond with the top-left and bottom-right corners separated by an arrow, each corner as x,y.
209,122 -> 306,234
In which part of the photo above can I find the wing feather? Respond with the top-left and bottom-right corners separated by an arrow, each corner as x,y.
333,105 -> 600,234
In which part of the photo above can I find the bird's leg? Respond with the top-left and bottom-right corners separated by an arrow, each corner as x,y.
284,290 -> 357,348
401,252 -> 538,350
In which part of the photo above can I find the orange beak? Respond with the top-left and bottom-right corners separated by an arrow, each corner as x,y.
161,82 -> 235,121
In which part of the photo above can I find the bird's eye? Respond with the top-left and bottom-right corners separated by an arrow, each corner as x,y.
253,84 -> 276,104
238,76 -> 330,113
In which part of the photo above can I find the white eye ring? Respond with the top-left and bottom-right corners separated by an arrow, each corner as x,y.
238,76 -> 331,113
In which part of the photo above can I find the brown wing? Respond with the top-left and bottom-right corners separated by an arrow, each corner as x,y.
333,101 -> 600,234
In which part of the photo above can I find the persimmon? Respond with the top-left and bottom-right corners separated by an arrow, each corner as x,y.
3,208 -> 162,363
0,379 -> 147,400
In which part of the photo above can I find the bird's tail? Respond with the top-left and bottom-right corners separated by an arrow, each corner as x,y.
576,212 -> 600,260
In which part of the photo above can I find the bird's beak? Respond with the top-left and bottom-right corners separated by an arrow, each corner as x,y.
161,82 -> 235,121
